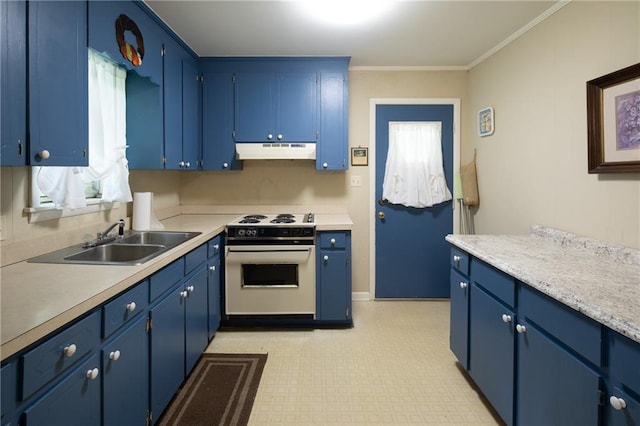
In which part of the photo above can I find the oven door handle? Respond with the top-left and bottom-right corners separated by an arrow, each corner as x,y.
227,248 -> 312,253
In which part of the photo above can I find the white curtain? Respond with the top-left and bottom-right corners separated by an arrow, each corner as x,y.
37,50 -> 132,209
382,121 -> 452,208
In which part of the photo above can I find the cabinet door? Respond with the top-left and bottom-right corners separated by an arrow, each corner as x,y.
150,285 -> 185,417
606,386 -> 640,426
102,316 -> 149,426
517,320 -> 600,426
23,355 -> 101,426
469,285 -> 515,425
207,257 -> 221,339
163,38 -> 184,170
317,73 -> 347,170
234,72 -> 275,142
1,362 -> 17,426
449,269 -> 469,370
0,0 -> 27,166
317,250 -> 350,321
182,56 -> 202,170
202,72 -> 237,170
28,0 -> 88,166
185,267 -> 209,374
276,73 -> 318,142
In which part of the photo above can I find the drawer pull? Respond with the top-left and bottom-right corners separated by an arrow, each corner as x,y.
63,344 -> 77,357
610,396 -> 627,410
109,350 -> 121,361
330,238 -> 336,245
187,285 -> 195,293
222,162 -> 229,169
180,291 -> 188,298
459,282 -> 468,289
323,255 -> 329,261
501,314 -> 512,323
453,255 -> 461,264
209,265 -> 216,272
126,302 -> 136,312
213,244 -> 219,250
86,368 -> 99,380
516,324 -> 527,334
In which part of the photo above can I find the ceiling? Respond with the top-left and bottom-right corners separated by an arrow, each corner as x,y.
143,0 -> 562,69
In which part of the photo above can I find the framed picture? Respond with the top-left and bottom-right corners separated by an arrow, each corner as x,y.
587,63 -> 640,173
478,107 -> 494,137
351,147 -> 368,166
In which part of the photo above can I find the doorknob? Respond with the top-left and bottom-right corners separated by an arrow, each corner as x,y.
378,211 -> 385,219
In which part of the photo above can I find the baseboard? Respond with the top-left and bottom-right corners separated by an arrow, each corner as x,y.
352,292 -> 371,301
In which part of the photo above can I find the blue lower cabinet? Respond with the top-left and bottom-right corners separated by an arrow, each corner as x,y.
207,256 -> 222,339
516,320 -> 600,426
185,266 -> 209,373
1,362 -> 18,426
469,284 -> 515,424
102,316 -> 149,426
606,386 -> 640,426
22,354 -> 101,426
606,330 -> 640,426
316,231 -> 352,324
449,269 -> 469,370
150,284 -> 186,418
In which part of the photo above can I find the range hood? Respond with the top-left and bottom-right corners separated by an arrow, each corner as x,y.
235,143 -> 316,160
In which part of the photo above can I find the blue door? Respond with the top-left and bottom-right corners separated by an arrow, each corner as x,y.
375,104 -> 454,298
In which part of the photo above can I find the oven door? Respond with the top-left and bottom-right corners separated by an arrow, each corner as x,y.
224,245 -> 316,316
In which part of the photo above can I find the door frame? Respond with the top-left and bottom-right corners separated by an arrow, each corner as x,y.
368,98 -> 461,299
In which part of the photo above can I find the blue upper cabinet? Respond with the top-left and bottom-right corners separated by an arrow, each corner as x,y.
88,1 -> 163,86
1,0 -> 27,166
164,37 -> 201,171
202,72 -> 239,171
233,71 -> 318,143
318,72 -> 348,170
28,1 -> 88,166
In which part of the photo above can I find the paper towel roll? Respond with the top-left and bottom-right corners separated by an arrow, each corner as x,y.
132,192 -> 164,231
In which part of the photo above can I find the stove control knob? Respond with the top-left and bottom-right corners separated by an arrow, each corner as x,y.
238,229 -> 245,236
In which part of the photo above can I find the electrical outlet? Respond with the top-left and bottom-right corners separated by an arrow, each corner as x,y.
351,176 -> 361,187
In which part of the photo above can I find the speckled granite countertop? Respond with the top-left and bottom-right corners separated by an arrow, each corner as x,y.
446,226 -> 640,344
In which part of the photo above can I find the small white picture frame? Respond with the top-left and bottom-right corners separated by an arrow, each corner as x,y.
478,107 -> 495,137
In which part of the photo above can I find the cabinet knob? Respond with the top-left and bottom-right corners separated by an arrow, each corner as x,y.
267,134 -> 273,140
109,350 -> 121,361
323,255 -> 329,261
610,396 -> 627,410
180,291 -> 188,298
323,162 -> 328,169
179,161 -> 185,167
501,314 -> 512,323
187,285 -> 195,293
453,255 -> 461,263
38,149 -> 51,160
86,368 -> 99,380
277,134 -> 283,140
330,238 -> 336,244
516,324 -> 527,334
209,265 -> 216,272
214,244 -> 219,250
459,282 -> 468,289
222,162 -> 229,169
126,302 -> 136,312
63,344 -> 77,357
184,162 -> 191,168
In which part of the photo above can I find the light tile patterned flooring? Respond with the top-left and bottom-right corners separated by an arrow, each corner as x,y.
205,300 -> 503,426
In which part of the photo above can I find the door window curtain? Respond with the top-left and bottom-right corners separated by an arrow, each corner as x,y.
382,121 -> 452,208
37,49 -> 132,209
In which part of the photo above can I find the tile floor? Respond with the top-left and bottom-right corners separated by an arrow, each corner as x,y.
205,300 -> 503,426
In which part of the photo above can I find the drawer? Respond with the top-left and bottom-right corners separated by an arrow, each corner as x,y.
21,311 -> 101,400
519,285 -> 601,366
1,361 -> 17,423
185,243 -> 207,275
319,232 -> 347,249
450,247 -> 469,276
103,280 -> 149,338
150,258 -> 184,302
609,330 -> 640,392
471,259 -> 515,308
208,235 -> 222,259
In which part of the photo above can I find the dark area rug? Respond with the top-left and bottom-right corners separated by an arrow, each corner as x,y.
157,353 -> 268,426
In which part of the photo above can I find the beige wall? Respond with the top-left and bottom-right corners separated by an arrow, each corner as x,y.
465,1 -> 640,249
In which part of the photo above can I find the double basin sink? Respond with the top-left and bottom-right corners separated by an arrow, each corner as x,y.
27,231 -> 201,266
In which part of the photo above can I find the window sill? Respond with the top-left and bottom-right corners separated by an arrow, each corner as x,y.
24,200 -> 121,223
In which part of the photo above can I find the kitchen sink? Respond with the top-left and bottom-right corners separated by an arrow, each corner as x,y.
27,230 -> 202,265
63,244 -> 165,264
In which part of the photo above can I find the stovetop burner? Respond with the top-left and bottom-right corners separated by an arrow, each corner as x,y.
271,214 -> 295,224
226,212 -> 316,242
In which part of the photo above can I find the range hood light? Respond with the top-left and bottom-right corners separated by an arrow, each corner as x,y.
235,143 -> 316,160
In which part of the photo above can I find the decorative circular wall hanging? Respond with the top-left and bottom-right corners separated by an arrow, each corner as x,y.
115,14 -> 145,67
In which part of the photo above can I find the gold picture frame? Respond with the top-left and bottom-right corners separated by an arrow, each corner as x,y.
587,63 -> 640,173
351,147 -> 368,166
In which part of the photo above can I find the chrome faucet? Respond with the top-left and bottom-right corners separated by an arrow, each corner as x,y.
84,219 -> 125,247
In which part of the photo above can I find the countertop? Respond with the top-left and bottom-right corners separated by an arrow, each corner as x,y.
446,226 -> 640,344
1,213 -> 353,361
